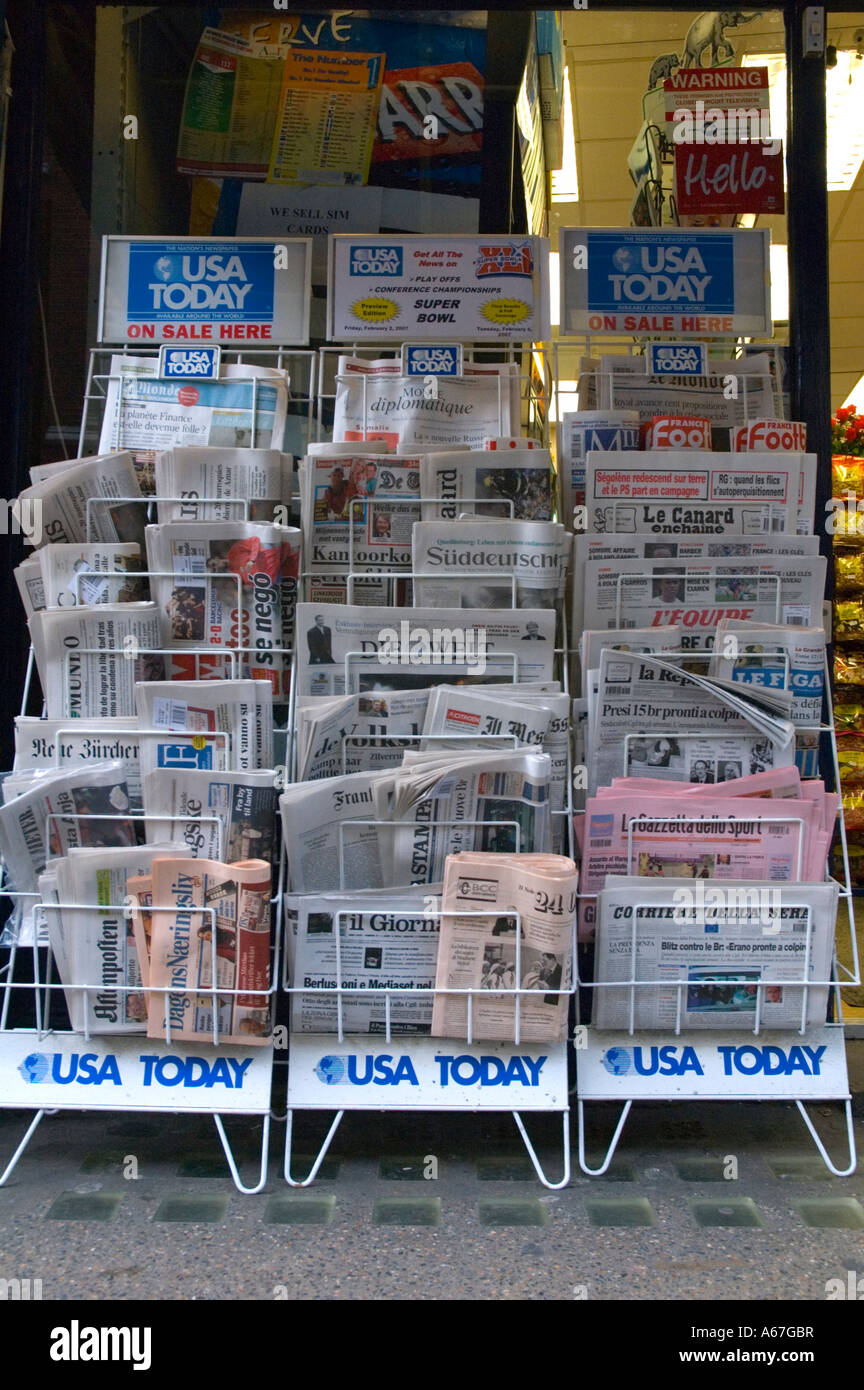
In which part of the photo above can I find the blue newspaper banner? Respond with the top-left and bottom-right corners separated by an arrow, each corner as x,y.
560,227 -> 770,338
98,236 -> 312,344
646,342 -> 709,377
158,345 -> 221,380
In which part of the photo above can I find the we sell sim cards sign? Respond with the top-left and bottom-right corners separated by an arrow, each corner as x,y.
559,227 -> 770,337
98,236 -> 312,345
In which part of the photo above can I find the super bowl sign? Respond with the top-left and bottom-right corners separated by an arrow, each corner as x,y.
559,227 -> 770,338
328,234 -> 550,342
98,236 -> 313,345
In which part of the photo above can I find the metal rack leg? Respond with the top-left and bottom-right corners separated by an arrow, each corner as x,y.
795,1099 -> 858,1177
284,1109 -> 344,1187
513,1110 -> 571,1189
576,1099 -> 632,1176
212,1114 -> 270,1195
0,1110 -> 46,1187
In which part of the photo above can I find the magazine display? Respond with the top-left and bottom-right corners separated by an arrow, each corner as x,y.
145,519 -> 300,698
295,601 -> 556,697
146,855 -> 273,1044
286,885 -> 441,1035
419,449 -> 554,522
154,447 -> 293,523
142,768 -> 277,863
412,520 -> 570,610
431,851 -> 578,1042
593,877 -> 837,1030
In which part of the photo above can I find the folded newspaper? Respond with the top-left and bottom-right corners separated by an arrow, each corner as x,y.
14,717 -> 144,811
98,357 -> 291,478
294,601 -> 556,697
48,842 -> 186,1034
412,520 -> 570,610
134,679 -> 275,773
592,877 -> 837,1030
142,768 -> 277,863
154,446 -> 294,523
0,760 -> 136,896
145,855 -> 273,1045
431,851 -> 578,1043
332,356 -> 519,451
419,449 -> 554,522
145,519 -> 301,699
14,452 -> 146,550
286,884 -> 442,1035
300,449 -> 421,606
15,542 -> 145,618
29,603 -> 166,720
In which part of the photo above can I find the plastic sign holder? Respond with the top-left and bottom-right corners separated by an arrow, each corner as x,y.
576,1024 -> 854,1178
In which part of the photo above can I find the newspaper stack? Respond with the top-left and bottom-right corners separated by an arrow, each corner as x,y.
300,448 -> 421,606
141,768 -> 277,864
47,842 -> 186,1034
332,356 -> 520,452
419,448 -> 554,522
135,679 -> 275,773
412,520 -> 570,610
279,748 -> 552,893
286,884 -> 441,1035
593,877 -> 838,1030
14,542 -> 146,618
98,357 -> 292,487
154,446 -> 294,523
29,604 -> 166,720
578,352 -> 777,435
14,451 -> 146,549
584,650 -> 798,795
145,519 -> 301,700
13,717 -> 144,811
431,851 -> 578,1042
577,766 -> 838,941
294,601 -> 556,698
139,855 -> 273,1045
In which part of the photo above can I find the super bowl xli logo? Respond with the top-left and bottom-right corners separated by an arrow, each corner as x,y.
475,245 -> 533,278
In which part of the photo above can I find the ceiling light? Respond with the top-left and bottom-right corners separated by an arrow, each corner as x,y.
744,51 -> 864,191
770,243 -> 789,322
842,374 -> 864,409
551,67 -> 579,203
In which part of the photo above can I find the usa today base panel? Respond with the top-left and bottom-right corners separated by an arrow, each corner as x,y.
0,1033 -> 273,1113
287,1036 -> 569,1110
578,1027 -> 849,1102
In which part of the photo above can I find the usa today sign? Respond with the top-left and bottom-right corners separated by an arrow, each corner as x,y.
577,1027 -> 848,1102
98,236 -> 313,345
288,1035 -> 568,1110
559,227 -> 771,338
1,1034 -> 272,1113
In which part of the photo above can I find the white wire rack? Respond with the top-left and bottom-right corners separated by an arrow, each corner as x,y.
573,645 -> 860,1179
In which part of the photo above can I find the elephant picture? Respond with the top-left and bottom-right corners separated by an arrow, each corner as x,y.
682,10 -> 760,68
648,51 -> 680,91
